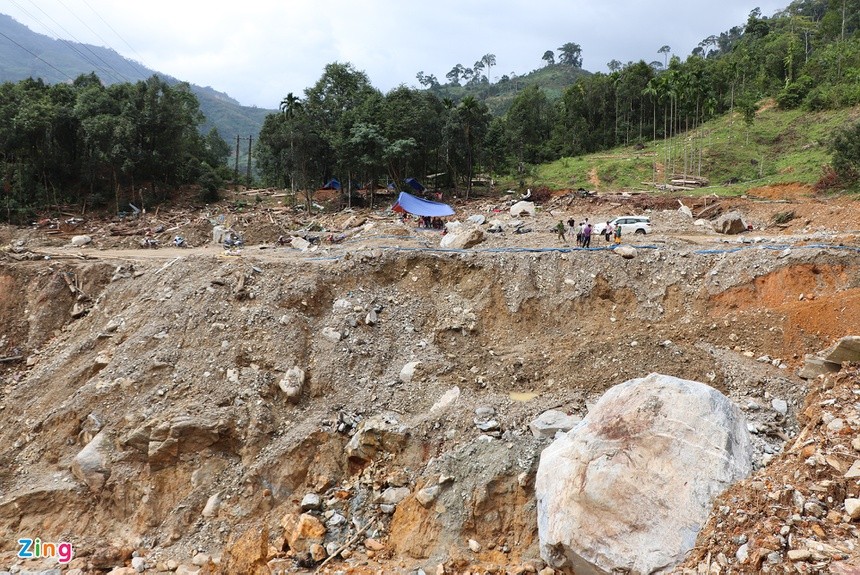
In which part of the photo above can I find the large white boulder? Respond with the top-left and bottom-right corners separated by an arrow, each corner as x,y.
536,373 -> 753,575
440,227 -> 485,249
510,201 -> 536,217
713,211 -> 748,234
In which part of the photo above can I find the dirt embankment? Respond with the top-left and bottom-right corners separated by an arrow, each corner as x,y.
0,233 -> 860,569
0,189 -> 859,574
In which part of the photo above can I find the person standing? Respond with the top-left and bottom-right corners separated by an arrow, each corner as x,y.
555,220 -> 567,242
614,223 -> 622,244
582,222 -> 592,248
603,221 -> 613,242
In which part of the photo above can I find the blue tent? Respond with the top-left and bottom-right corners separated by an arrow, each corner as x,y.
404,177 -> 425,193
322,178 -> 342,190
391,191 -> 454,217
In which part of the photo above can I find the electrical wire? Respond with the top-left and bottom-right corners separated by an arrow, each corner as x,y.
8,0 -> 131,84
0,29 -> 75,82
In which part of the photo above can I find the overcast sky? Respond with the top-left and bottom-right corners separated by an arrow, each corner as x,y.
4,0 -> 787,109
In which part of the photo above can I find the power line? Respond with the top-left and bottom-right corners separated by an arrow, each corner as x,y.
75,0 -> 152,79
0,29 -> 74,83
9,0 -> 130,84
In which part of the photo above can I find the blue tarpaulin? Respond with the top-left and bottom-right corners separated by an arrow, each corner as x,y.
391,191 -> 454,217
322,178 -> 342,190
405,177 -> 425,192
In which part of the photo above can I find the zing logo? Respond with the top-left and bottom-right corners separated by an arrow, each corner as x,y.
17,537 -> 74,564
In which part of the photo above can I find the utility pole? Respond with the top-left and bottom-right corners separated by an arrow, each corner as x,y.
234,135 -> 240,186
246,135 -> 253,186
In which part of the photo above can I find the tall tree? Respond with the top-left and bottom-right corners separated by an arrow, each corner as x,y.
278,92 -> 303,197
558,42 -> 583,67
482,53 -> 497,83
455,96 -> 490,198
542,50 -> 555,66
658,45 -> 672,68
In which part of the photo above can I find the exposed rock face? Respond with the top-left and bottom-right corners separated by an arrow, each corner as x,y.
713,211 -> 748,234
536,373 -> 753,575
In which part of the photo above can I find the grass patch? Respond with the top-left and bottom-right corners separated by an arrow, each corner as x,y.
511,101 -> 860,197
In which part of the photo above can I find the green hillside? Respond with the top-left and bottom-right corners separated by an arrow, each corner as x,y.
523,101 -> 860,195
430,65 -> 591,115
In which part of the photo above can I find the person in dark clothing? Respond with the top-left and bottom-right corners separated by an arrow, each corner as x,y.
582,222 -> 592,248
555,220 -> 567,242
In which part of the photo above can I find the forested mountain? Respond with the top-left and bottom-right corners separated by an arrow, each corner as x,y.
0,14 -> 272,143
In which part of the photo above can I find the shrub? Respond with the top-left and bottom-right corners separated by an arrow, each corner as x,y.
830,121 -> 860,185
777,76 -> 814,110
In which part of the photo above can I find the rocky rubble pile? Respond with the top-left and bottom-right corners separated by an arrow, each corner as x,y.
681,366 -> 860,573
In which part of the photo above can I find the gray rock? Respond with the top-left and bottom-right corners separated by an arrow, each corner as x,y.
440,227 -> 485,249
818,335 -> 860,364
475,419 -> 500,432
612,245 -> 637,259
70,430 -> 111,491
771,399 -> 788,416
529,409 -> 582,438
321,327 -> 342,342
797,354 -> 841,379
399,361 -> 421,383
377,486 -> 410,505
300,493 -> 322,511
713,211 -> 748,235
278,366 -> 305,403
202,493 -> 221,518
510,201 -> 536,217
345,413 -> 409,465
416,485 -> 441,507
291,236 -> 311,251
71,235 -> 92,246
131,556 -> 146,572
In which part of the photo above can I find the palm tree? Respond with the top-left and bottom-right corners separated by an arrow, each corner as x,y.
279,92 -> 303,200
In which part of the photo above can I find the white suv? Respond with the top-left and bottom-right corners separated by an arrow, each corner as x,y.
593,216 -> 651,236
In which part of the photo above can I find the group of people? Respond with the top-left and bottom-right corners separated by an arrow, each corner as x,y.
419,216 -> 445,229
555,217 -> 622,247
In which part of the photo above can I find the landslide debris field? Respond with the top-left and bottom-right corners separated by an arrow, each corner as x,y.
1,187 -> 860,575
